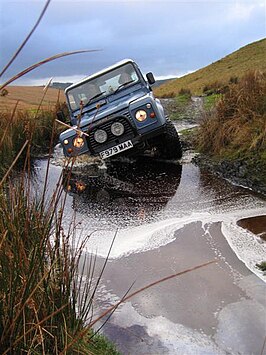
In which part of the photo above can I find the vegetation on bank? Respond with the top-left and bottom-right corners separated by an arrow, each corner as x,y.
154,38 -> 266,97
0,107 -> 60,177
0,162 -> 120,354
166,90 -> 192,121
195,71 -> 266,190
202,93 -> 222,111
0,82 -> 120,353
256,261 -> 266,272
196,71 -> 265,157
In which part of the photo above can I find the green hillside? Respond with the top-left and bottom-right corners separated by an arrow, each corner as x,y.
154,38 -> 266,97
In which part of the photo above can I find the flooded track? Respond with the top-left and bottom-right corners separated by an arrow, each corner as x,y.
33,149 -> 266,354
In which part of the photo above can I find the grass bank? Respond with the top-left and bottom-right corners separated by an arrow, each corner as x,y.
194,71 -> 266,194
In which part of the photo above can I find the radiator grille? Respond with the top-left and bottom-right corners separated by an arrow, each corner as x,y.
87,114 -> 135,153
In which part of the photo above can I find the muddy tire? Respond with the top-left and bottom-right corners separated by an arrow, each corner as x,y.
156,120 -> 182,159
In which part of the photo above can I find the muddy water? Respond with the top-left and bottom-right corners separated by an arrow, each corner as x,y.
33,152 -> 266,355
238,215 -> 266,241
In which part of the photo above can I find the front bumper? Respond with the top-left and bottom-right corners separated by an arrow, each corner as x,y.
61,113 -> 166,158
89,122 -> 166,158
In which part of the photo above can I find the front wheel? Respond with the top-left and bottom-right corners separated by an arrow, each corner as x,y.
156,120 -> 182,159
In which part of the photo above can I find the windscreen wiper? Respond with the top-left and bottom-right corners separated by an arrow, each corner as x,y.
83,91 -> 106,108
113,80 -> 135,95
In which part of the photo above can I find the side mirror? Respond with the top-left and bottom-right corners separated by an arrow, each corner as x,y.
56,110 -> 67,123
146,72 -> 155,85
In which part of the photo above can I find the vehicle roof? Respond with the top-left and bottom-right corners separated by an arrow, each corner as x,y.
65,59 -> 136,93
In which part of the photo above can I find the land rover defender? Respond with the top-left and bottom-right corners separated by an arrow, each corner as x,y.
58,59 -> 182,160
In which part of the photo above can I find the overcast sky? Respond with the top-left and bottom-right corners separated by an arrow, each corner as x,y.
0,0 -> 265,86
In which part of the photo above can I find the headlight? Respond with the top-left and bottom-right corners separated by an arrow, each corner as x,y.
135,109 -> 147,122
94,129 -> 107,143
111,122 -> 125,136
73,136 -> 84,148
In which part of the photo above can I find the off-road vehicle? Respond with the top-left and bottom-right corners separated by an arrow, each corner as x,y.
58,59 -> 182,160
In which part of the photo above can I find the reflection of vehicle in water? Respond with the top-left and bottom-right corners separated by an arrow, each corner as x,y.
63,157 -> 182,223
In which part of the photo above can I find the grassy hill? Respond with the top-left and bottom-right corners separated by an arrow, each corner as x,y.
0,86 -> 65,110
154,38 -> 266,97
152,77 -> 176,88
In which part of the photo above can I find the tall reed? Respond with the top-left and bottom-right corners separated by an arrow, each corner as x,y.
0,108 -> 62,177
0,146 -> 122,354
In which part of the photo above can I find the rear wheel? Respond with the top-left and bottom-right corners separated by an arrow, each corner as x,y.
156,120 -> 182,159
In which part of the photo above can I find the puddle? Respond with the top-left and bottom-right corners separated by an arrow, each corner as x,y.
32,151 -> 266,354
237,215 -> 266,241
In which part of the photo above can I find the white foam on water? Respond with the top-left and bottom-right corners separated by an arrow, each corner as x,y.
108,302 -> 225,355
214,299 -> 266,354
83,212 -> 212,259
221,212 -> 266,282
81,207 -> 266,281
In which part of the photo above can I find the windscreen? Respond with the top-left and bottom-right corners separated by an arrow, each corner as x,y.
66,63 -> 139,111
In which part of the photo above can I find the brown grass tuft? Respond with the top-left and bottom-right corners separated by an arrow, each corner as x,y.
196,71 -> 266,157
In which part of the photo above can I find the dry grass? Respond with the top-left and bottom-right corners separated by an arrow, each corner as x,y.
155,38 -> 266,97
0,108 -> 63,178
196,71 -> 266,157
0,86 -> 65,110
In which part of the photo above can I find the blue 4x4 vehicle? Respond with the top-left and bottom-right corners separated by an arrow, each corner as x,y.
58,59 -> 182,160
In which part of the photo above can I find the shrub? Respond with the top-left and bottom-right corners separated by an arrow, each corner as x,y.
178,88 -> 191,97
229,76 -> 238,84
203,81 -> 224,96
196,71 -> 266,156
0,178 -> 81,352
203,93 -> 222,111
158,91 -> 176,98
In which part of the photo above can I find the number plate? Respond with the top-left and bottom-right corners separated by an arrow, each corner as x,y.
99,140 -> 133,159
